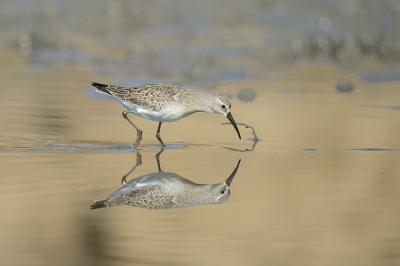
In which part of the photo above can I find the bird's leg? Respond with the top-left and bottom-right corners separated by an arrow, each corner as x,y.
122,111 -> 142,148
133,148 -> 143,166
121,148 -> 142,185
155,122 -> 166,147
155,147 -> 165,172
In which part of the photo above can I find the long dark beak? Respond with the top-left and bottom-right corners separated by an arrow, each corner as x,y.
226,112 -> 241,139
225,159 -> 241,186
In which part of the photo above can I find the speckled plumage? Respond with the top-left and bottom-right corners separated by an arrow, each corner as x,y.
94,83 -> 231,114
90,159 -> 241,210
92,82 -> 241,146
99,83 -> 186,112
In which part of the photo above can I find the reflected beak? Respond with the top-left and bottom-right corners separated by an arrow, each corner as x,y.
225,159 -> 241,186
226,112 -> 241,139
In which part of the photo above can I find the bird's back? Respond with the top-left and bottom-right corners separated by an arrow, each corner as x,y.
93,83 -> 192,111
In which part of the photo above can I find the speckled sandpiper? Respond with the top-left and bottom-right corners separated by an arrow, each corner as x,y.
92,82 -> 241,147
90,158 -> 241,210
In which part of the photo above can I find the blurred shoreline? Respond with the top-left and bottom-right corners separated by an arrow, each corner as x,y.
2,0 -> 400,88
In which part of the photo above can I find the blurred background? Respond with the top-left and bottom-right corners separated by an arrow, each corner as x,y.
1,0 -> 400,265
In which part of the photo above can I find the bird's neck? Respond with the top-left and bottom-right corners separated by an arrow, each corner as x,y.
188,91 -> 215,113
175,184 -> 216,207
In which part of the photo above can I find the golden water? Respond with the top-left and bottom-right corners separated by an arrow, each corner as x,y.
1,47 -> 400,266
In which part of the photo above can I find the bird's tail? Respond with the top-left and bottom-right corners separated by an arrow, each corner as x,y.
90,197 -> 129,209
92,82 -> 112,95
90,199 -> 109,210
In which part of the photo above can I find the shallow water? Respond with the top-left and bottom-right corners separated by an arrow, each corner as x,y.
2,1 -> 400,266
2,57 -> 400,265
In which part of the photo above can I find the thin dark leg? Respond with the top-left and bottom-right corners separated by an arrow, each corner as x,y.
122,111 -> 142,147
155,147 -> 164,172
121,148 -> 142,185
155,122 -> 165,147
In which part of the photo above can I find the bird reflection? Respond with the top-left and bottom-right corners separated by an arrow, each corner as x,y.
90,149 -> 241,210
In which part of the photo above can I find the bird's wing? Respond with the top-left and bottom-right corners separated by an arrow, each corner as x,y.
122,84 -> 183,111
93,83 -> 188,111
123,185 -> 177,210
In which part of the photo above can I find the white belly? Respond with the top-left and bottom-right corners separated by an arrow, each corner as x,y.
129,105 -> 193,122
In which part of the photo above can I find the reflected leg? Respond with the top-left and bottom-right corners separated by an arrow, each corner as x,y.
155,147 -> 165,172
122,111 -> 142,147
155,122 -> 165,147
121,148 -> 142,185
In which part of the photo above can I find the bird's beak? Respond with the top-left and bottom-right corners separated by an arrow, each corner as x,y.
225,159 -> 241,186
226,112 -> 241,139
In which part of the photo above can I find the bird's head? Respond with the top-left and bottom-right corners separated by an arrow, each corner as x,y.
209,93 -> 241,139
210,183 -> 232,204
210,159 -> 241,205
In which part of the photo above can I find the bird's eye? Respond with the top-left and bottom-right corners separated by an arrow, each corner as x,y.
221,105 -> 226,109
221,190 -> 225,194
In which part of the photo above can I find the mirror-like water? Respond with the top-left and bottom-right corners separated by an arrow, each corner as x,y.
1,1 -> 400,265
